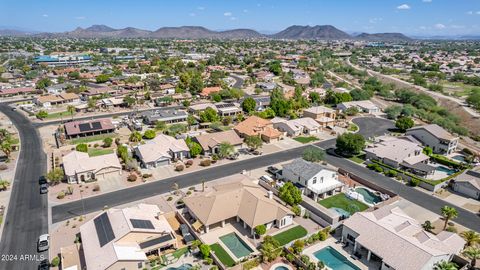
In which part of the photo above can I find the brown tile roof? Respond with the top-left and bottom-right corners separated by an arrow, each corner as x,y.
234,116 -> 282,139
200,86 -> 221,97
195,130 -> 243,151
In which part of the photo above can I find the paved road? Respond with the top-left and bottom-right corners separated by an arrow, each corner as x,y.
230,74 -> 244,89
0,104 -> 48,270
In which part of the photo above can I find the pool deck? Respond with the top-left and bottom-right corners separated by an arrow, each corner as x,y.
303,237 -> 368,270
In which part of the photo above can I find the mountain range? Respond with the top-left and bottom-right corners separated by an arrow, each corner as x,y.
0,24 -> 412,41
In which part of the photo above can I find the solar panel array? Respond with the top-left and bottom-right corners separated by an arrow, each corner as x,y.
138,234 -> 174,249
130,219 -> 155,229
215,103 -> 235,109
94,212 -> 115,247
78,122 -> 103,133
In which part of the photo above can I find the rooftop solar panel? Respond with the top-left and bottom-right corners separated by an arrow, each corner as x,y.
91,122 -> 102,130
130,219 -> 155,229
94,212 -> 115,247
78,123 -> 91,132
138,233 -> 174,249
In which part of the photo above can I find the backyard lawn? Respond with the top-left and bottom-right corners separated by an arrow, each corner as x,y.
272,225 -> 308,246
171,247 -> 189,259
44,111 -> 74,119
293,136 -> 319,144
319,194 -> 369,215
210,243 -> 235,267
88,148 -> 114,157
69,134 -> 115,144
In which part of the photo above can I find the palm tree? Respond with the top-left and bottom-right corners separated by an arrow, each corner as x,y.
217,142 -> 235,159
463,246 -> 480,269
260,242 -> 282,263
461,230 -> 480,247
422,220 -> 435,232
441,206 -> 458,230
67,105 -> 76,120
434,260 -> 458,270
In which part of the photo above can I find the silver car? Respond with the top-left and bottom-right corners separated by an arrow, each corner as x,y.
37,234 -> 49,252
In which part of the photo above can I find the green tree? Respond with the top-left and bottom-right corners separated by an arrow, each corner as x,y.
440,206 -> 458,230
199,244 -> 211,259
433,261 -> 458,270
344,107 -> 359,116
278,181 -> 302,206
155,121 -> 167,131
308,92 -> 321,104
217,142 -> 235,159
0,129 -> 13,159
95,74 -> 110,83
129,131 -> 142,142
466,88 -> 480,110
103,137 -> 113,147
123,95 -> 136,108
143,129 -> 156,140
35,77 -> 52,89
245,135 -> 263,150
395,116 -> 414,132
36,110 -> 48,119
117,145 -> 130,163
260,242 -> 281,263
463,247 -> 480,269
187,115 -> 197,126
268,60 -> 282,75
76,143 -> 88,153
67,105 -> 76,120
254,224 -> 267,236
302,147 -> 325,162
423,146 -> 433,156
460,230 -> 480,247
46,168 -> 64,185
199,107 -> 219,123
336,133 -> 366,156
241,97 -> 257,113
188,141 -> 202,157
422,220 -> 435,232
384,105 -> 403,119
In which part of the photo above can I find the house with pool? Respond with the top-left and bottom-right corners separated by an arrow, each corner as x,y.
281,158 -> 344,201
406,124 -> 458,155
183,175 -> 294,236
341,204 -> 465,270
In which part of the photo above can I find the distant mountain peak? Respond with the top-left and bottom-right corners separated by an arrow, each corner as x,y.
85,24 -> 116,32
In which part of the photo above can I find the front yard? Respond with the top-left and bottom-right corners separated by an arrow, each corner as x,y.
293,136 -> 319,144
88,148 -> 114,157
319,193 -> 369,215
272,225 -> 308,246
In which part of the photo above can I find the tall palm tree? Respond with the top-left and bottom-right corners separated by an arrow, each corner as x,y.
441,206 -> 458,230
67,105 -> 76,121
434,260 -> 458,270
461,230 -> 480,247
463,246 -> 480,269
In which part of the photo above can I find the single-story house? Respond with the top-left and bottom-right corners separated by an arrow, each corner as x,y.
63,151 -> 122,184
281,158 -> 343,200
184,175 -> 294,235
64,118 -> 115,139
234,116 -> 283,143
406,124 -> 458,155
342,204 -> 465,270
0,87 -> 37,97
78,204 -> 177,270
337,100 -> 380,114
135,134 -> 190,168
452,170 -> 480,200
194,130 -> 243,155
141,110 -> 188,125
273,117 -> 321,137
303,106 -> 337,127
200,86 -> 222,97
35,93 -> 81,108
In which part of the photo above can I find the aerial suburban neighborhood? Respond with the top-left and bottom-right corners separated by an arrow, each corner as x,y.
1,1 -> 480,270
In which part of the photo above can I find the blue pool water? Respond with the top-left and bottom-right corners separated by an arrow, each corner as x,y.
355,187 -> 382,204
314,246 -> 361,270
274,266 -> 289,270
436,166 -> 456,175
220,233 -> 253,258
452,155 -> 466,162
167,263 -> 192,270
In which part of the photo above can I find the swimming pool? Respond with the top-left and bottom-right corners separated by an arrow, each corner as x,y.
274,266 -> 289,270
219,233 -> 253,259
330,207 -> 351,218
436,166 -> 456,175
314,246 -> 360,270
167,263 -> 192,270
355,187 -> 382,204
452,155 -> 466,162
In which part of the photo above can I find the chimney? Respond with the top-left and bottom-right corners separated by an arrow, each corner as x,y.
267,190 -> 273,199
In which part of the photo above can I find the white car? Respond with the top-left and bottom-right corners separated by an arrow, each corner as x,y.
37,234 -> 49,252
260,175 -> 274,183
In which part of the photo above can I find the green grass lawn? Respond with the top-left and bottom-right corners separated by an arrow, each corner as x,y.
88,148 -> 114,157
171,247 -> 189,259
210,243 -> 235,267
69,134 -> 115,144
293,136 -> 319,144
44,111 -> 74,119
348,154 -> 365,164
348,123 -> 359,132
272,225 -> 308,246
319,193 -> 369,215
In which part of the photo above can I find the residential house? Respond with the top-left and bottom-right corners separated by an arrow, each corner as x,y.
200,86 -> 222,97
256,82 -> 277,91
337,100 -> 380,114
452,169 -> 480,200
273,117 -> 321,137
194,130 -> 243,155
62,151 -> 122,183
342,204 -> 465,270
135,134 -> 190,168
141,110 -> 188,125
214,102 -> 242,117
0,87 -> 37,97
64,118 -> 115,139
365,136 -> 434,176
79,204 -> 177,270
303,106 -> 337,127
184,175 -> 294,235
234,116 -> 283,143
254,70 -> 275,82
281,158 -> 343,200
81,87 -> 117,99
406,124 -> 459,155
241,95 -> 271,111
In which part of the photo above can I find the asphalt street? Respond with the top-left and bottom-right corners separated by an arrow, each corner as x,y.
0,103 -> 48,270
230,74 -> 244,89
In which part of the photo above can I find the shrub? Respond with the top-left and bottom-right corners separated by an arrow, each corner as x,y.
446,226 -> 457,233
292,239 -> 305,254
254,224 -> 267,236
292,205 -> 301,216
94,143 -> 99,148
51,256 -> 60,267
204,258 -> 213,265
167,196 -> 173,201
103,137 -> 113,147
186,190 -> 192,195
410,178 -> 420,187
93,184 -> 100,191
127,174 -> 137,182
386,170 -> 398,177
175,164 -> 185,171
0,164 -> 8,170
199,244 -> 211,259
200,159 -> 211,167
57,191 -> 65,199
243,259 -> 260,270
285,253 -> 295,263
76,143 -> 88,153
142,173 -> 152,178
374,166 -> 383,173
185,159 -> 193,166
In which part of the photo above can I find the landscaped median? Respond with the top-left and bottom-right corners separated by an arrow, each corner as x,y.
210,243 -> 236,267
272,225 -> 308,246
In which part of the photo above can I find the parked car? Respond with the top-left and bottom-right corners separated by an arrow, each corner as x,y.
37,234 -> 49,252
251,150 -> 263,156
267,166 -> 279,175
179,224 -> 195,244
260,175 -> 274,184
40,185 -> 48,194
38,259 -> 50,270
39,176 -> 47,185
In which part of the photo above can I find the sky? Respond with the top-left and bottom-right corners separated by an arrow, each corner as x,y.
1,0 -> 480,36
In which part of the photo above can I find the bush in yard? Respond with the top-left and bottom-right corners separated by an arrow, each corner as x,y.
167,196 -> 173,201
185,159 -> 193,166
127,174 -> 137,182
204,257 -> 213,265
335,133 -> 365,156
374,166 -> 383,173
386,170 -> 398,177
410,178 -> 420,187
51,256 -> 60,267
103,137 -> 113,147
291,205 -> 301,216
57,191 -> 65,199
199,244 -> 211,259
175,164 -> 184,172
279,181 -> 303,206
0,164 -> 8,170
292,239 -> 305,254
76,143 -> 88,153
200,159 -> 211,167
94,143 -> 99,148
300,254 -> 310,264
285,253 -> 295,263
143,129 -> 156,139
254,224 -> 267,236
395,116 -> 414,132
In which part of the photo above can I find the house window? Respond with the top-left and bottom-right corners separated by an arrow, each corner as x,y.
320,177 -> 324,183
347,234 -> 355,242
313,177 -> 317,184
